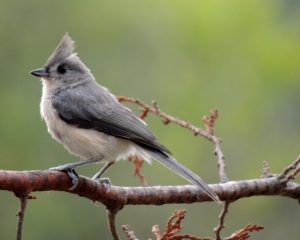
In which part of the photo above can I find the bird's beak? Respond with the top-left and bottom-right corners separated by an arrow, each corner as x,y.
30,67 -> 50,78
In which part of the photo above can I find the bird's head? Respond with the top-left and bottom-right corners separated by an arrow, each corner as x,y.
30,33 -> 94,89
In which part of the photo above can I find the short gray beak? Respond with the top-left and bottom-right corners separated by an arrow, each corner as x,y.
30,67 -> 50,77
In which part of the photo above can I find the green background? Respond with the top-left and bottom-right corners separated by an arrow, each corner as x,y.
0,0 -> 299,239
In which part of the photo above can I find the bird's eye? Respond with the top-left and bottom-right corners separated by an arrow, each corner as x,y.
57,64 -> 67,74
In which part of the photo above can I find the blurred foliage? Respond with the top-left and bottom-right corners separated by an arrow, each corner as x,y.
0,0 -> 300,239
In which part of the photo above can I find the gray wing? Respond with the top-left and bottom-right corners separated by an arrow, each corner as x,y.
52,84 -> 171,155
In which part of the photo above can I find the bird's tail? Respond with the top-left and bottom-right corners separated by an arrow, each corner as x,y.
150,151 -> 221,204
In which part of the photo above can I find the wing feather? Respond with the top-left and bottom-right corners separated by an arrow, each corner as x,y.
52,84 -> 171,155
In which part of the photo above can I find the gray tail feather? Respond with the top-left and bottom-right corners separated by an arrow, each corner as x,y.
151,151 -> 221,204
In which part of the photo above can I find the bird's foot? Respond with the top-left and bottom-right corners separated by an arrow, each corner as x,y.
49,164 -> 73,172
92,176 -> 111,188
49,166 -> 79,190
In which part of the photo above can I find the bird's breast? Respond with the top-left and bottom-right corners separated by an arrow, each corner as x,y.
40,93 -> 131,161
40,94 -> 71,144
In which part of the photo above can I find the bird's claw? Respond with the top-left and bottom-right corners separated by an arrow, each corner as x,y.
49,165 -> 72,171
49,166 -> 79,190
93,177 -> 111,188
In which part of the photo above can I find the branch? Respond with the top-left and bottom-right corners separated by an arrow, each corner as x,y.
224,224 -> 264,240
280,155 -> 300,182
0,170 -> 299,207
151,209 -> 212,240
118,97 -> 229,183
123,209 -> 264,240
201,109 -> 228,183
16,196 -> 28,240
202,109 -> 231,239
118,96 -> 215,141
214,202 -> 230,240
107,208 -> 120,240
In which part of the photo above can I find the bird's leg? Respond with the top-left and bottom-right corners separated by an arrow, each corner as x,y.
49,159 -> 97,171
49,159 -> 97,190
92,161 -> 114,185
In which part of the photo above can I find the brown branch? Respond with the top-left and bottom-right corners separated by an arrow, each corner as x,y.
213,137 -> 228,183
16,196 -> 28,240
152,209 -> 213,240
202,109 -> 218,135
261,161 -> 273,178
107,208 -> 120,240
224,224 -> 264,240
202,109 -> 230,239
128,156 -> 147,185
125,210 -> 263,240
280,155 -> 300,176
201,109 -> 228,183
211,130 -> 230,240
118,97 -> 229,183
0,170 -> 299,207
119,97 -> 229,183
213,153 -> 230,240
118,96 -> 215,141
280,155 -> 300,183
161,209 -> 187,239
214,202 -> 230,240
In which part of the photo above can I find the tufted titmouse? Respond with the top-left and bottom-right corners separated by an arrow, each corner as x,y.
30,34 -> 219,202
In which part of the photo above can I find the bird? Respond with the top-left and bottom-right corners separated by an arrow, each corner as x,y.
30,33 -> 220,203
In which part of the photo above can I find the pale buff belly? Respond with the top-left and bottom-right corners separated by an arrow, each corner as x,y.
40,97 -> 152,163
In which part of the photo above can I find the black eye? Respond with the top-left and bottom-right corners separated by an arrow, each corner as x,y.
57,64 -> 67,74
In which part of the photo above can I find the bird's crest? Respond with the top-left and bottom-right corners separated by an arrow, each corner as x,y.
46,33 -> 76,66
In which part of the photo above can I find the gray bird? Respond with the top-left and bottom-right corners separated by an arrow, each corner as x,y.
30,33 -> 220,202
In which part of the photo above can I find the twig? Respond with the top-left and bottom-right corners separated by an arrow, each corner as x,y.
128,156 -> 147,185
261,161 -> 273,178
280,155 -> 300,183
107,208 -> 120,240
118,97 -> 229,182
201,109 -> 228,183
202,109 -> 230,239
152,209 -> 214,240
289,166 -> 300,180
212,136 -> 228,183
161,209 -> 186,239
224,224 -> 264,240
214,202 -> 230,240
122,225 -> 139,240
119,97 -> 229,183
125,210 -> 264,240
16,197 -> 28,240
118,96 -> 215,141
202,109 -> 218,135
213,142 -> 230,239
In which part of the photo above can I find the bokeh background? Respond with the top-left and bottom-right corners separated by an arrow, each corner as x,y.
0,0 -> 300,239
